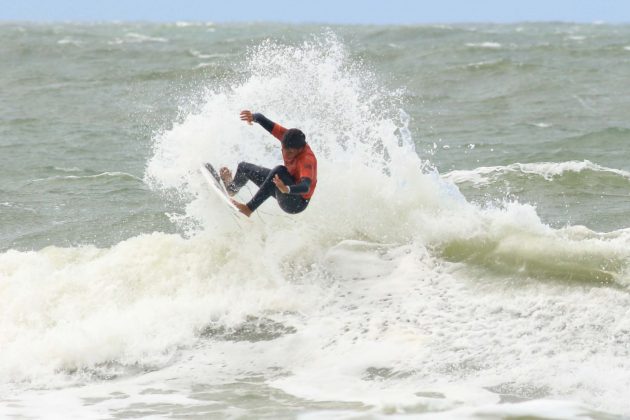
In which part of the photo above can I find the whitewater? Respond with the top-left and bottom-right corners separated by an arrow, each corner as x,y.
2,22 -> 630,419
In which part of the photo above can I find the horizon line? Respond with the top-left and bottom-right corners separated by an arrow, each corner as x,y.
2,18 -> 629,26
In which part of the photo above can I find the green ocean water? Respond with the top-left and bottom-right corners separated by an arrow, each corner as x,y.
2,22 -> 629,251
2,22 -> 630,419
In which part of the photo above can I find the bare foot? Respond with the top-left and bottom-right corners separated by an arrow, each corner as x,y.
230,199 -> 252,217
219,167 -> 235,196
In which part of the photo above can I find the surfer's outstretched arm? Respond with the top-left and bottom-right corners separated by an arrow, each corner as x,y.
240,110 -> 286,141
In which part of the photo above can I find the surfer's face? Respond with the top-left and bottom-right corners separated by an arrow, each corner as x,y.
282,146 -> 303,161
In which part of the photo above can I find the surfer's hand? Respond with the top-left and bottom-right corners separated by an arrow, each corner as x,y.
240,110 -> 254,125
273,175 -> 289,193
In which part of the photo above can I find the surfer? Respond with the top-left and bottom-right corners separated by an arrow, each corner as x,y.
219,110 -> 317,217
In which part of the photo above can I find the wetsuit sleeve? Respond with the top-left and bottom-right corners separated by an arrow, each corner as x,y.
288,178 -> 312,195
252,113 -> 286,141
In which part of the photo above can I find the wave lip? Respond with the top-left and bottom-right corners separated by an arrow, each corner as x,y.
443,160 -> 630,186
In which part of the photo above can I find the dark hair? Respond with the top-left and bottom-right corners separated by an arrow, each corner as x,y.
282,128 -> 306,149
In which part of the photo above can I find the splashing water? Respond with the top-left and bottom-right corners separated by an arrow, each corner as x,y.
3,30 -> 630,418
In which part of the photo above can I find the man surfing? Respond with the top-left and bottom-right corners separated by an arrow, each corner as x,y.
219,110 -> 317,217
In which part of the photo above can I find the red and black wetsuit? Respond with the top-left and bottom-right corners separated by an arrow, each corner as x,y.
226,113 -> 318,214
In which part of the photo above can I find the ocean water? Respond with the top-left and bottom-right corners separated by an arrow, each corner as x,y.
1,21 -> 630,419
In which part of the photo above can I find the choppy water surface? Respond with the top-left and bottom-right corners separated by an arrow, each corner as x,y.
1,22 -> 630,419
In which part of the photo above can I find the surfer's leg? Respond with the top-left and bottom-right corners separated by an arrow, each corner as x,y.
227,162 -> 271,194
246,165 -> 295,212
273,166 -> 309,213
277,193 -> 309,214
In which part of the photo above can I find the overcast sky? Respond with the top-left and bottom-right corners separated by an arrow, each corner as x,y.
1,0 -> 629,24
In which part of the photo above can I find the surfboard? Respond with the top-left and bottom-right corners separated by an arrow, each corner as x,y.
200,163 -> 242,215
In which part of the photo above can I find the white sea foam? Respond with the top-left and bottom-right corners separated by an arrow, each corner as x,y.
189,49 -> 212,59
57,38 -> 82,46
108,33 -> 168,45
0,232 -> 321,385
31,172 -> 142,183
465,42 -> 502,49
125,32 -> 168,43
3,32 -> 630,418
194,63 -> 214,69
120,33 -> 630,415
188,50 -> 236,62
52,166 -> 83,173
136,32 -> 630,413
174,21 -> 202,28
465,60 -> 501,69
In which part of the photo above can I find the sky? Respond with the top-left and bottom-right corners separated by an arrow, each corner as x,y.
1,0 -> 629,24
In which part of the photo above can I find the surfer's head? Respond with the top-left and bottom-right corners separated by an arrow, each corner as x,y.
282,129 -> 306,150
281,129 -> 306,160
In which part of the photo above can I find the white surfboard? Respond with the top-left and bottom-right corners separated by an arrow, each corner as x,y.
200,163 -> 242,215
